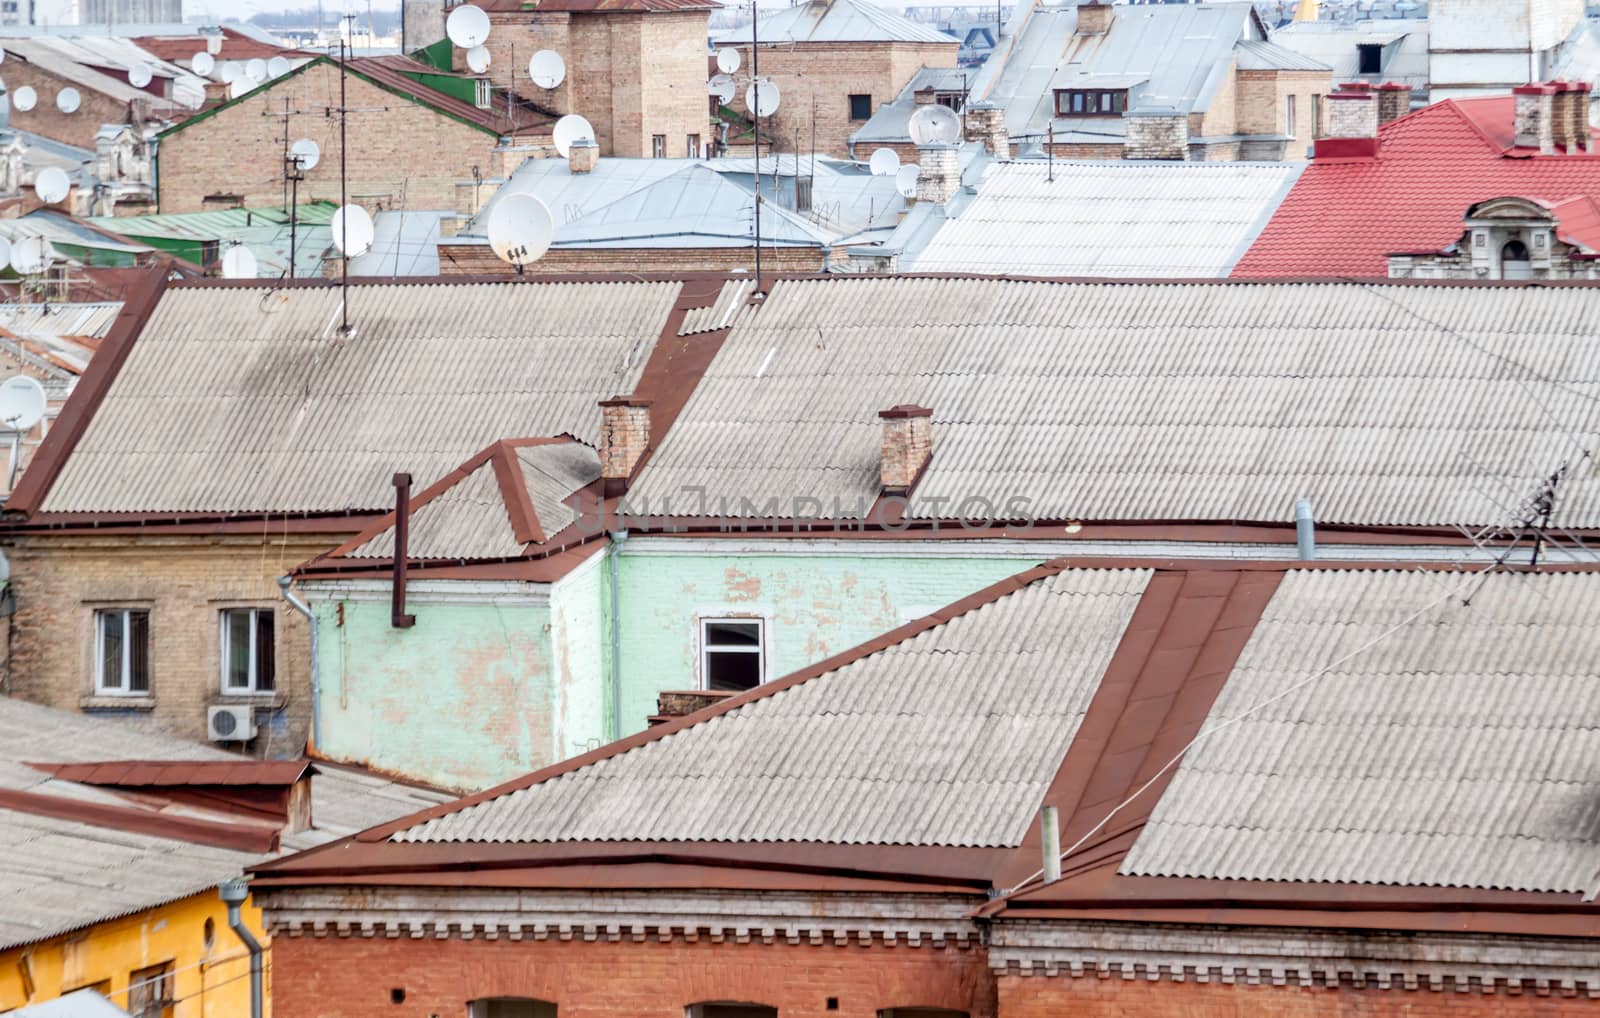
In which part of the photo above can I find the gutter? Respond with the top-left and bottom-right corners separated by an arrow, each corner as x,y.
276,574 -> 320,752
606,529 -> 628,741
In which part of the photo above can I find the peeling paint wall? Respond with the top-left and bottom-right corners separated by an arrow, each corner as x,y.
550,552 -> 609,762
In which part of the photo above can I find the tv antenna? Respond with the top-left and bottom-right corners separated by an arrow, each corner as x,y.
0,374 -> 46,491
710,3 -> 781,289
326,12 -> 368,336
284,138 -> 319,278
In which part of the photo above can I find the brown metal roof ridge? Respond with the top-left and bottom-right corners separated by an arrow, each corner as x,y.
0,786 -> 278,853
32,759 -> 311,787
6,261 -> 170,517
0,511 -> 384,536
250,864 -> 982,896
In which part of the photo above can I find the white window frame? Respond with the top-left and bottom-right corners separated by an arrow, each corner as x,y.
698,615 -> 767,692
1285,93 -> 1295,136
94,607 -> 149,695
474,78 -> 492,109
219,607 -> 274,694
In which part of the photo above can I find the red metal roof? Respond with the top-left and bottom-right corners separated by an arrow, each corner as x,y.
135,26 -> 307,63
480,0 -> 719,12
346,55 -> 550,137
35,759 -> 311,787
1233,97 -> 1600,278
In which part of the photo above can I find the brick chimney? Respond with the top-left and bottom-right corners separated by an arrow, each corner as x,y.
599,396 -> 651,496
914,87 -> 937,106
1376,83 -> 1412,125
1122,108 -> 1189,160
1076,1 -> 1113,35
915,142 -> 960,204
650,688 -> 735,724
1514,83 -> 1557,154
569,137 -> 598,173
1316,90 -> 1378,158
964,100 -> 1010,159
1563,81 -> 1593,154
879,404 -> 932,494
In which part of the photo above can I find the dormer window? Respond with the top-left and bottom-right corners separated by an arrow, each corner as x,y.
935,90 -> 964,112
1055,89 -> 1127,116
1357,43 -> 1382,74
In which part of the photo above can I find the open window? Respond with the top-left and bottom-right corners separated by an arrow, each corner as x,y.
687,1005 -> 777,1018
700,617 -> 765,691
469,999 -> 557,1018
128,961 -> 175,1018
1356,42 -> 1382,74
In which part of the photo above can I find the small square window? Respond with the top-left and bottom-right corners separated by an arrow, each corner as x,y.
848,93 -> 873,121
220,608 -> 274,693
701,618 -> 764,692
1357,43 -> 1382,74
95,609 -> 150,694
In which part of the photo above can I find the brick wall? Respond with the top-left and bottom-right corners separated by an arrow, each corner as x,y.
729,40 -> 958,157
271,934 -> 995,1018
156,61 -> 503,213
438,243 -> 826,274
1123,115 -> 1188,159
642,11 -> 717,159
999,975 -> 1600,1016
1198,59 -> 1239,140
3,62 -> 153,151
1235,69 -> 1329,160
1,530 -> 348,750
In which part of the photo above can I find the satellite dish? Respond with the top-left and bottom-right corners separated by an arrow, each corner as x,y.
331,204 -> 375,257
466,46 -> 491,73
745,78 -> 779,117
33,166 -> 69,204
446,4 -> 492,48
528,49 -> 564,89
290,137 -> 320,170
868,147 -> 900,176
128,62 -> 153,88
55,88 -> 80,114
227,79 -> 249,99
552,113 -> 595,158
895,164 -> 920,198
10,86 -> 33,111
0,376 -> 46,433
708,73 -> 736,104
908,103 -> 961,145
486,192 -> 554,269
245,58 -> 267,83
0,238 -> 13,270
715,47 -> 740,74
219,60 -> 241,84
192,51 -> 215,76
10,236 -> 50,275
220,245 -> 258,279
267,55 -> 291,78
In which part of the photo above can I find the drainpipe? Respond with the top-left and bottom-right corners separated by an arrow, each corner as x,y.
607,529 -> 628,741
218,879 -> 263,1018
1295,498 -> 1316,560
276,574 -> 320,752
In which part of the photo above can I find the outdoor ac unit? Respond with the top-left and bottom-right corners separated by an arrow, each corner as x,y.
207,705 -> 256,742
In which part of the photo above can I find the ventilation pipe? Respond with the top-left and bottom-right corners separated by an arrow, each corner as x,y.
218,879 -> 263,1018
276,575 -> 319,751
1295,498 -> 1316,560
1040,805 -> 1061,884
391,472 -> 416,629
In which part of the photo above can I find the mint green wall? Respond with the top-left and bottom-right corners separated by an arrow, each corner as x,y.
610,553 -> 1043,735
550,556 -> 608,760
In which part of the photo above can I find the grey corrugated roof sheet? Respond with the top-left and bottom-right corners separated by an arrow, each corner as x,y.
1234,38 -> 1331,71
1121,569 -> 1600,895
392,568 -> 1152,847
1269,19 -> 1429,90
0,697 -> 448,949
712,0 -> 956,45
680,280 -> 754,335
40,281 -> 677,514
907,160 -> 1304,277
630,277 -> 1600,528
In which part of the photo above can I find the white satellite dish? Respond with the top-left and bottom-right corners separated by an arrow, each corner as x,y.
191,51 -> 215,76
219,60 -> 241,84
33,166 -> 69,204
10,236 -> 50,275
227,79 -> 249,99
267,55 -> 291,78
552,113 -> 595,158
55,88 -> 80,114
331,204 -> 375,258
220,244 -> 258,279
0,238 -> 13,271
128,62 -> 153,88
0,376 -> 46,433
708,73 -> 735,104
908,103 -> 961,146
745,79 -> 779,117
11,86 -> 33,111
868,147 -> 900,176
715,47 -> 740,74
466,46 -> 491,73
486,192 -> 554,269
446,4 -> 492,48
895,164 -> 920,198
245,58 -> 267,83
290,137 -> 320,170
528,49 -> 564,89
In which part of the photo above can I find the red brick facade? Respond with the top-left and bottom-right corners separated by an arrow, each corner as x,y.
270,935 -> 994,1018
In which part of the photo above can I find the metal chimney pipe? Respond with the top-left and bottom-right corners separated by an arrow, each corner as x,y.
218,879 -> 263,1018
1295,498 -> 1316,560
1040,805 -> 1061,883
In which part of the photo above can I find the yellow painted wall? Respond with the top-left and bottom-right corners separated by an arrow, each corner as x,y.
0,891 -> 272,1017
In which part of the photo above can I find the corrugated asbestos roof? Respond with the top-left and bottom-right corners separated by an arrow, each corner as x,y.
908,160 -> 1304,277
392,568 -> 1152,847
679,279 -> 753,334
629,276 -> 1600,528
0,697 -> 448,949
40,281 -> 676,514
713,0 -> 955,45
1122,569 -> 1600,895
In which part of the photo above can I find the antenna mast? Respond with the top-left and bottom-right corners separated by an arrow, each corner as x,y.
751,0 -> 762,289
339,15 -> 356,334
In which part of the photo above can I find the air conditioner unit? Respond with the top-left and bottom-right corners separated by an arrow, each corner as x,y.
207,705 -> 256,742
